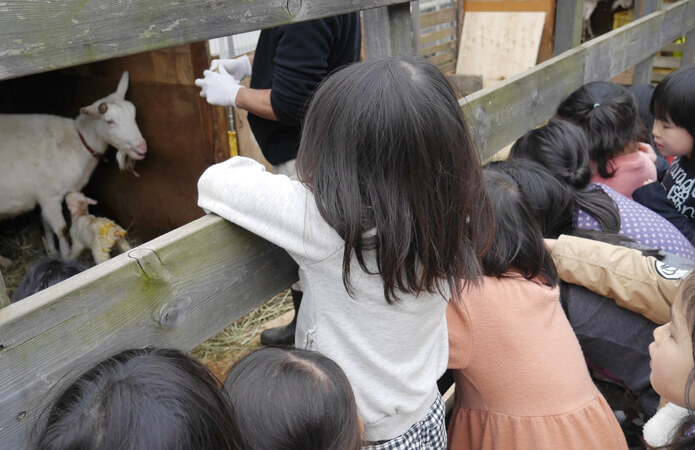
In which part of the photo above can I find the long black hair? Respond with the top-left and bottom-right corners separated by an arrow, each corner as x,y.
510,119 -> 621,233
35,348 -> 239,450
296,56 -> 495,303
651,63 -> 695,141
557,81 -> 640,178
223,347 -> 362,450
480,168 -> 558,286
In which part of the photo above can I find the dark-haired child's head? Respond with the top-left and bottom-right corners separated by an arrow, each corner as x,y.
223,347 -> 362,450
36,348 -> 239,450
481,167 -> 558,286
12,257 -> 88,302
510,119 -> 592,189
296,55 -> 494,302
509,120 -> 621,233
557,81 -> 640,178
650,63 -> 695,159
484,159 -> 573,239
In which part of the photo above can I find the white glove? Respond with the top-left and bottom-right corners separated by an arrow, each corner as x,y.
210,55 -> 252,81
195,65 -> 244,107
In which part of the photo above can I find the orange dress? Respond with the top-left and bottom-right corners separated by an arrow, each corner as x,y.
446,275 -> 627,450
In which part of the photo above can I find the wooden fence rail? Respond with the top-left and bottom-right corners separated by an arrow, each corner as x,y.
0,215 -> 298,447
2,0 -> 695,448
0,0 -> 411,81
465,0 -> 695,160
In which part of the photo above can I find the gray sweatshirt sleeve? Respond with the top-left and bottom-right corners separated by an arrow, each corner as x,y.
197,156 -> 339,261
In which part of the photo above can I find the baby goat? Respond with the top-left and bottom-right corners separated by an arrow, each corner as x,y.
65,192 -> 131,264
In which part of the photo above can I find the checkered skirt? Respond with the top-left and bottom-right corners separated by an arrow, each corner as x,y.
362,394 -> 446,450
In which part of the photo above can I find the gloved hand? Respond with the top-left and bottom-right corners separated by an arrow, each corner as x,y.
195,65 -> 244,107
210,55 -> 252,81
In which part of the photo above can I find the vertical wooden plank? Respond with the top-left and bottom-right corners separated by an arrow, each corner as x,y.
364,7 -> 392,58
683,28 -> 695,65
364,3 -> 414,59
0,270 -> 9,308
633,0 -> 662,84
412,1 -> 421,54
553,0 -> 583,55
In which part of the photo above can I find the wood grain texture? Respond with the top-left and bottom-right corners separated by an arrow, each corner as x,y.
463,0 -> 695,160
553,0 -> 583,55
0,214 -> 298,448
0,0 -> 410,81
456,12 -> 546,87
463,0 -> 556,62
364,3 -> 414,59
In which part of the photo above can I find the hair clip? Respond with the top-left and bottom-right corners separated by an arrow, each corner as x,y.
593,103 -> 600,109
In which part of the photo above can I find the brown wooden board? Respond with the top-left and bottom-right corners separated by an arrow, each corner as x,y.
456,12 -> 546,88
463,0 -> 556,62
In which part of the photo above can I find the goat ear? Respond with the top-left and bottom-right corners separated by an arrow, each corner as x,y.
115,71 -> 129,100
67,201 -> 82,217
80,105 -> 98,116
85,196 -> 98,206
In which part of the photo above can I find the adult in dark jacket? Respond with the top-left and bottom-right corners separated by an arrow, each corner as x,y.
196,14 -> 362,344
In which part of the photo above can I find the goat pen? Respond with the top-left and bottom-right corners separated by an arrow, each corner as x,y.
0,0 -> 694,447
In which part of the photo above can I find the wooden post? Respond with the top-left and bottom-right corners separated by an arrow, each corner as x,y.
683,28 -> 695,65
0,270 -> 9,308
412,1 -> 421,54
363,2 -> 414,59
553,0 -> 583,56
633,0 -> 663,85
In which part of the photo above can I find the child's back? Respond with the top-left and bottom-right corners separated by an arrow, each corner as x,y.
446,170 -> 627,449
198,56 -> 494,445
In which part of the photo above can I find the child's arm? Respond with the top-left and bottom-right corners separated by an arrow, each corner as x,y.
446,295 -> 473,370
197,156 -> 338,260
633,182 -> 695,241
551,235 -> 684,324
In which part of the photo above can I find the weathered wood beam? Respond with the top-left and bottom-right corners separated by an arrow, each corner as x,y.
633,0 -> 663,85
683,28 -> 695,64
0,214 -> 298,448
553,0 -> 583,55
464,0 -> 695,160
364,3 -> 415,59
0,0 -> 411,81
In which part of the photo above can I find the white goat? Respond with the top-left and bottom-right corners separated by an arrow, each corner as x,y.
0,71 -> 146,260
65,192 -> 130,264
